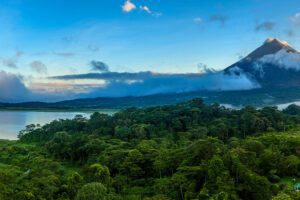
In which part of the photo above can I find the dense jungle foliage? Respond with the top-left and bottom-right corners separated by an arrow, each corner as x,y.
1,98 -> 300,199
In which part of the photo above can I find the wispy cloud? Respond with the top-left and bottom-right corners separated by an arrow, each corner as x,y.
197,63 -> 216,74
140,6 -> 151,14
290,13 -> 300,26
29,80 -> 105,95
286,29 -> 295,37
30,60 -> 48,74
236,49 -> 249,60
61,36 -> 74,44
88,44 -> 100,52
210,14 -> 228,26
90,61 -> 110,72
1,51 -> 23,68
139,5 -> 162,17
193,17 -> 203,24
255,21 -> 275,31
53,52 -> 75,57
122,0 -> 136,13
51,71 -> 152,81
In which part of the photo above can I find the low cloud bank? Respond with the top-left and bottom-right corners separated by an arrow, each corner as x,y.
52,71 -> 260,98
0,69 -> 260,102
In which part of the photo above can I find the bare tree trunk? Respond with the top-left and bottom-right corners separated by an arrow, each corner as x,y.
180,185 -> 184,200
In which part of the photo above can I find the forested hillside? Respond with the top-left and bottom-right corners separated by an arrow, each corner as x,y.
1,99 -> 300,199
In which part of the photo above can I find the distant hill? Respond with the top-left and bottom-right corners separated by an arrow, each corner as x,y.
2,87 -> 300,110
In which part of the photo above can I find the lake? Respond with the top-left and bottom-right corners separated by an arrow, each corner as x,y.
0,110 -> 117,140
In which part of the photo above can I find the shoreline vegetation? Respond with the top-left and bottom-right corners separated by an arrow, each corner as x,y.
0,98 -> 300,199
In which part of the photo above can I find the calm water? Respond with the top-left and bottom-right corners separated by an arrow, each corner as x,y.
0,110 -> 116,140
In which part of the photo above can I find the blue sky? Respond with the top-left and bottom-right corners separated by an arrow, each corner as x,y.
0,0 -> 300,101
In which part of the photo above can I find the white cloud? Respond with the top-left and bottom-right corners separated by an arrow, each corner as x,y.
122,0 -> 136,13
259,49 -> 300,70
290,13 -> 300,26
139,5 -> 162,17
140,6 -> 151,14
121,1 -> 161,17
193,17 -> 203,23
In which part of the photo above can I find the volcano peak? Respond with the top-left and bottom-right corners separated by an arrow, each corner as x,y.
244,38 -> 297,60
225,38 -> 300,88
264,38 -> 289,46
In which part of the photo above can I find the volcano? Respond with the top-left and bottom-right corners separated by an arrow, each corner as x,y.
225,38 -> 300,88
